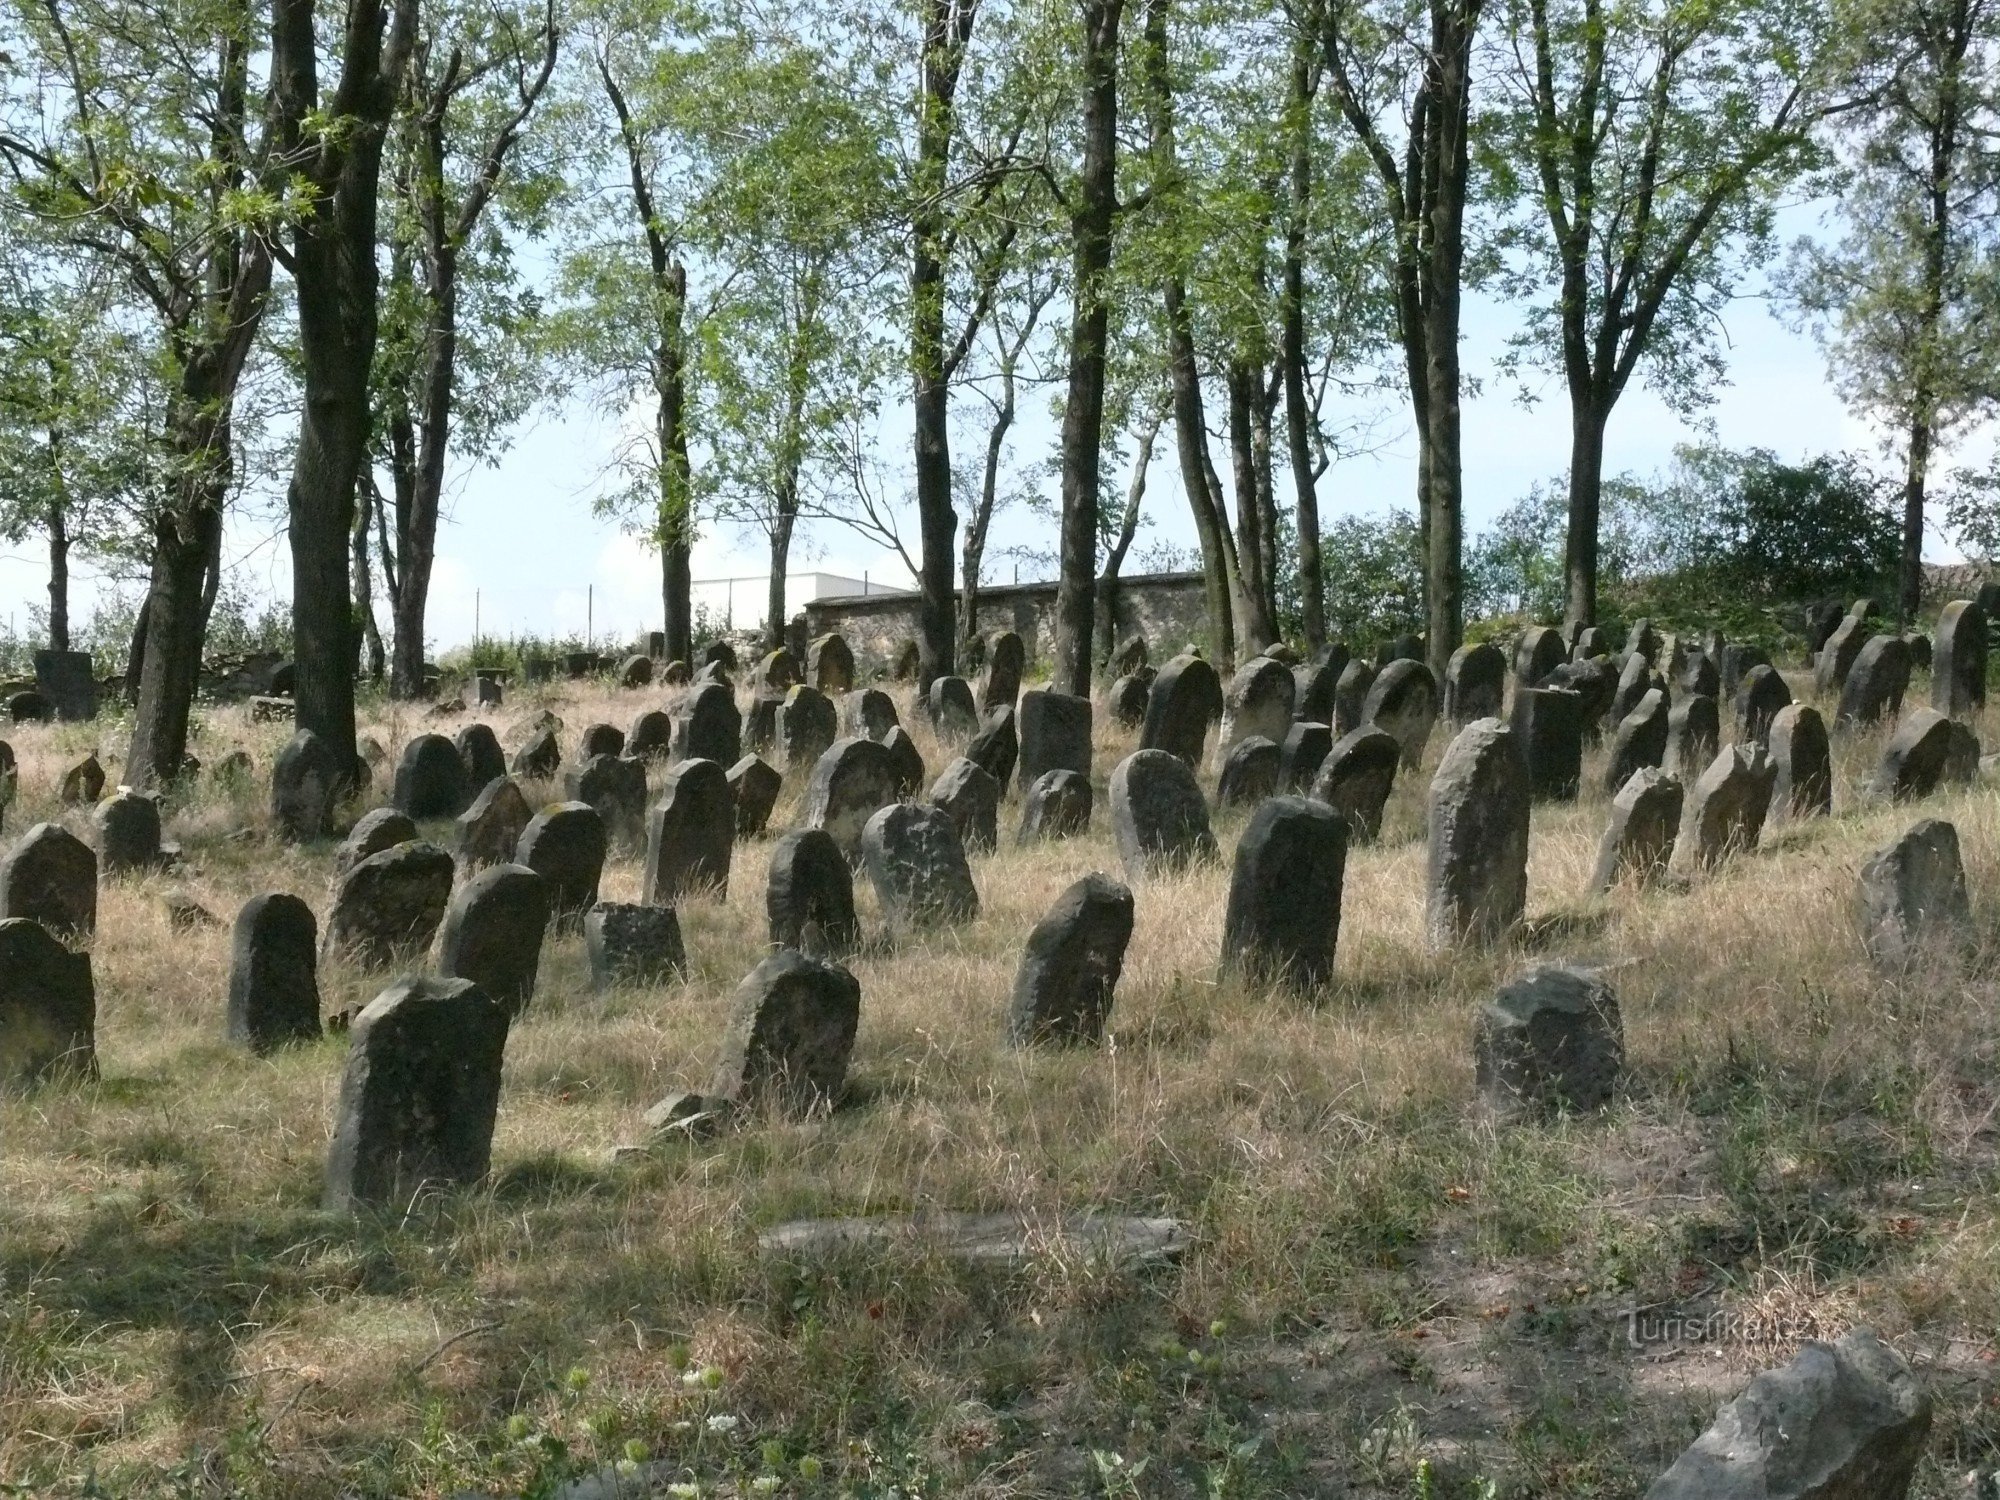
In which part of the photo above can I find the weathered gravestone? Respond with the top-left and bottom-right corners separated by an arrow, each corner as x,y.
965,704 -> 1018,789
511,727 -> 562,779
0,917 -> 94,1087
928,757 -> 999,854
33,648 -> 95,721
1905,630 -> 1933,671
776,684 -> 838,770
393,733 -> 471,819
1279,721 -> 1333,793
1835,634 -> 1911,728
1113,636 -> 1149,675
225,893 -> 319,1053
1592,767 -> 1683,891
627,708 -> 674,760
1719,642 -> 1771,698
1734,664 -> 1792,747
323,841 -> 454,966
861,802 -> 979,929
1217,735 -> 1282,808
1219,656 -> 1295,756
980,631 -> 1026,711
323,976 -> 509,1213
454,723 -> 506,791
58,753 -> 102,805
617,654 -> 654,689
709,948 -> 862,1114
1108,672 -> 1152,729
1110,748 -> 1219,877
727,755 -> 782,837
438,864 -> 550,1017
0,822 -> 95,937
839,687 -> 901,744
1572,625 -> 1607,660
1677,745 -> 1775,872
1877,707 -> 1956,803
743,695 -> 781,756
1608,651 -> 1663,728
1857,818 -> 1971,973
455,777 -> 532,868
1141,652 -> 1225,765
272,732 -> 351,844
1605,686 -> 1669,792
1473,965 -> 1622,1115
1425,718 -> 1530,950
1362,659 -> 1439,769
1294,646 -> 1349,725
1512,626 -> 1566,688
1445,641 -> 1507,723
1331,658 -> 1375,735
1642,1327 -> 1928,1500
1017,688 -> 1092,793
1677,651 -> 1720,699
1814,613 -> 1873,695
1008,873 -> 1134,1047
644,758 -> 733,902
1309,725 -> 1401,844
1509,686 -> 1583,802
673,683 -> 742,768
882,725 -> 927,800
1666,693 -> 1721,778
928,675 -> 980,740
1768,703 -> 1833,819
8,691 -> 52,724
585,902 -> 687,991
1803,598 -> 1847,662
803,737 -> 900,858
94,791 -> 161,874
1221,795 -> 1347,992
756,647 -> 802,696
702,639 -> 738,672
578,722 -> 625,759
1018,768 -> 1092,843
561,753 -> 647,850
808,633 -> 855,694
1943,718 -> 1981,783
1377,632 -> 1424,666
767,828 -> 860,953
337,807 -> 416,875
1546,657 -> 1615,743
1625,617 -> 1661,665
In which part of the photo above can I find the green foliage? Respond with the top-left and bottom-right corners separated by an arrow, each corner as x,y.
1320,509 -> 1426,644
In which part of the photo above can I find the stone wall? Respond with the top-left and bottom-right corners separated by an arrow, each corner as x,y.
801,572 -> 1211,676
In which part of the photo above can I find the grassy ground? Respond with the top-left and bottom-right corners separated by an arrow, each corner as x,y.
3,662 -> 1999,1498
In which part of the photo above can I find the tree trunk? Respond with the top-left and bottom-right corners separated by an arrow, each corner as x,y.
44,495 -> 68,655
766,501 -> 795,651
658,260 -> 694,664
1563,402 -> 1607,627
959,357 -> 1019,649
1901,414 -> 1931,623
1096,408 -> 1160,666
1282,46 -> 1326,650
353,482 -> 386,680
1225,361 -> 1274,649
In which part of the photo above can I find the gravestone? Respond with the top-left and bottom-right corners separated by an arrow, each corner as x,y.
1572,625 -> 1607,660
965,705 -> 1019,789
438,864 -> 550,1017
777,684 -> 838,770
672,683 -> 742,767
802,737 -> 899,857
1018,768 -> 1092,843
1114,636 -> 1149,675
1857,818 -> 1970,973
727,755 -> 782,837
1425,718 -> 1530,950
585,902 -> 687,991
1107,673 -> 1152,729
472,675 -> 503,708
1445,641 -> 1507,723
1473,965 -> 1622,1115
1509,686 -> 1583,802
32,648 -> 95,721
0,823 -> 95,937
1310,725 -> 1401,844
1677,745 -> 1775,872
1877,707 -> 1956,803
511,728 -> 562,779
322,841 -> 454,966
392,734 -> 470,819
928,676 -> 980,740
1294,645 -> 1349,725
1814,613 -> 1873,695
1608,651 -> 1663,728
1008,873 -> 1134,1047
1677,651 -> 1720,699
766,828 -> 860,953
1331,658 -> 1375,735
1979,579 -> 2000,619
743,695 -> 781,755
808,633 -> 855,694
892,639 -> 921,680
1546,657 -> 1614,743
1512,626 -> 1565,688
1219,656 -> 1296,756
1769,704 -> 1833,819
578,722 -> 625,759
1141,652 -> 1225,765
1605,687 -> 1669,792
1217,735 -> 1281,807
1017,688 -> 1093,793
980,631 -> 1026,710
337,807 -> 417,874
861,802 -> 979,929
1109,748 -> 1218,877
454,723 -> 506,792
1377,633 -> 1424,666
58,753 -> 103,805
627,709 -> 674,760
1221,795 -> 1347,992
1734,664 -> 1792,746
644,758 -> 733,902
1835,634 -> 1911,728
8,691 -> 52,724
95,790 -> 161,874
617,654 -> 653,689
561,753 -> 648,850
702,640 -> 738,673
1719,642 -> 1771,698
1362,659 -> 1439,769
1903,630 -> 1932,671
928,757 -> 1000,854
225,893 -> 319,1052
709,949 -> 862,1114
1625,617 -> 1661,665
0,918 -> 94,1087
1666,693 -> 1721,778
1803,598 -> 1846,661
1279,721 -> 1333,793
323,976 -> 509,1213
882,725 -> 927,799
756,648 -> 802,695
1592,767 -> 1683,891
517,802 -> 606,929
1943,718 -> 1981,783
659,659 -> 690,687
455,777 -> 532,869
839,687 -> 901,743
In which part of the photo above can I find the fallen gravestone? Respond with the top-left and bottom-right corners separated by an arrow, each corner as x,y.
1109,748 -> 1218,877
585,902 -> 687,991
1474,965 -> 1622,1114
727,754 -> 782,837
1426,718 -> 1530,950
0,822 -> 96,937
861,802 -> 979,929
1221,795 -> 1347,992
755,1211 -> 1188,1268
323,841 -> 454,967
1592,768 -> 1683,891
1018,768 -> 1092,843
455,777 -> 532,868
928,757 -> 1000,854
709,948 -> 862,1114
766,828 -> 860,953
226,893 -> 320,1053
1008,872 -> 1134,1046
644,757 -> 734,902
1309,724 -> 1401,844
1857,818 -> 1971,972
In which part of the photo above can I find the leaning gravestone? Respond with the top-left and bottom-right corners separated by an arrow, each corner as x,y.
1294,646 -> 1349,725
767,828 -> 860,953
0,822 -> 96,937
1605,687 -> 1669,792
673,682 -> 742,767
980,631 -> 1026,711
1666,693 -> 1720,778
803,737 -> 900,858
1572,625 -> 1607,660
709,948 -> 863,1114
1445,641 -> 1506,723
337,807 -> 417,875
511,728 -> 562,780
776,684 -> 838,770
882,725 -> 927,799
1279,721 -> 1333,793
1546,657 -> 1614,743
1933,599 -> 1987,716
1019,768 -> 1092,843
0,917 -> 94,1087
644,757 -> 734,902
1857,818 -> 1971,973
1943,719 -> 1981,783
1473,965 -> 1622,1115
1508,686 -> 1583,802
1734,664 -> 1792,747
1835,634 -> 1911,729
1719,642 -> 1771,698
271,732 -> 345,841
438,864 -> 550,1017
756,647 -> 802,696
1216,735 -> 1281,807
1017,688 -> 1092,793
928,676 -> 980,740
1512,626 -> 1565,688
58,753 -> 103,805
1804,598 -> 1846,661
966,704 -> 1018,789
585,902 -> 687,991
455,777 -> 532,868
393,733 -> 471,819
226,893 -> 320,1053
323,841 -> 454,967
1677,745 -> 1775,872
1769,704 -> 1833,819
727,754 -> 782,837
1425,718 -> 1530,950
1363,659 -> 1439,769
626,708 -> 674,760
808,633 -> 856,694
1676,650 -> 1720,699
1642,1328 -> 1928,1500
618,654 -> 653,689
1607,651 -> 1662,728
1108,672 -> 1152,729
1814,612 -> 1873,695
94,790 -> 161,874
1142,652 -> 1225,765
323,976 -> 509,1214
1221,795 -> 1347,992
840,687 -> 902,743
1877,707 -> 1956,803
1592,767 -> 1683,892
1109,748 -> 1217,877
1309,724 -> 1401,844
1219,657 -> 1296,757
561,752 -> 648,850
454,723 -> 506,791
1331,658 -> 1375,735
1008,873 -> 1134,1047
861,802 -> 979,929
928,757 -> 1000,854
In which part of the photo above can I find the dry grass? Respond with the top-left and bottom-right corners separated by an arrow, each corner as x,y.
3,664 -> 2000,1497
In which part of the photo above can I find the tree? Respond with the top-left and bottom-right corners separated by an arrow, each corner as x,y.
1786,0 -> 2000,621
